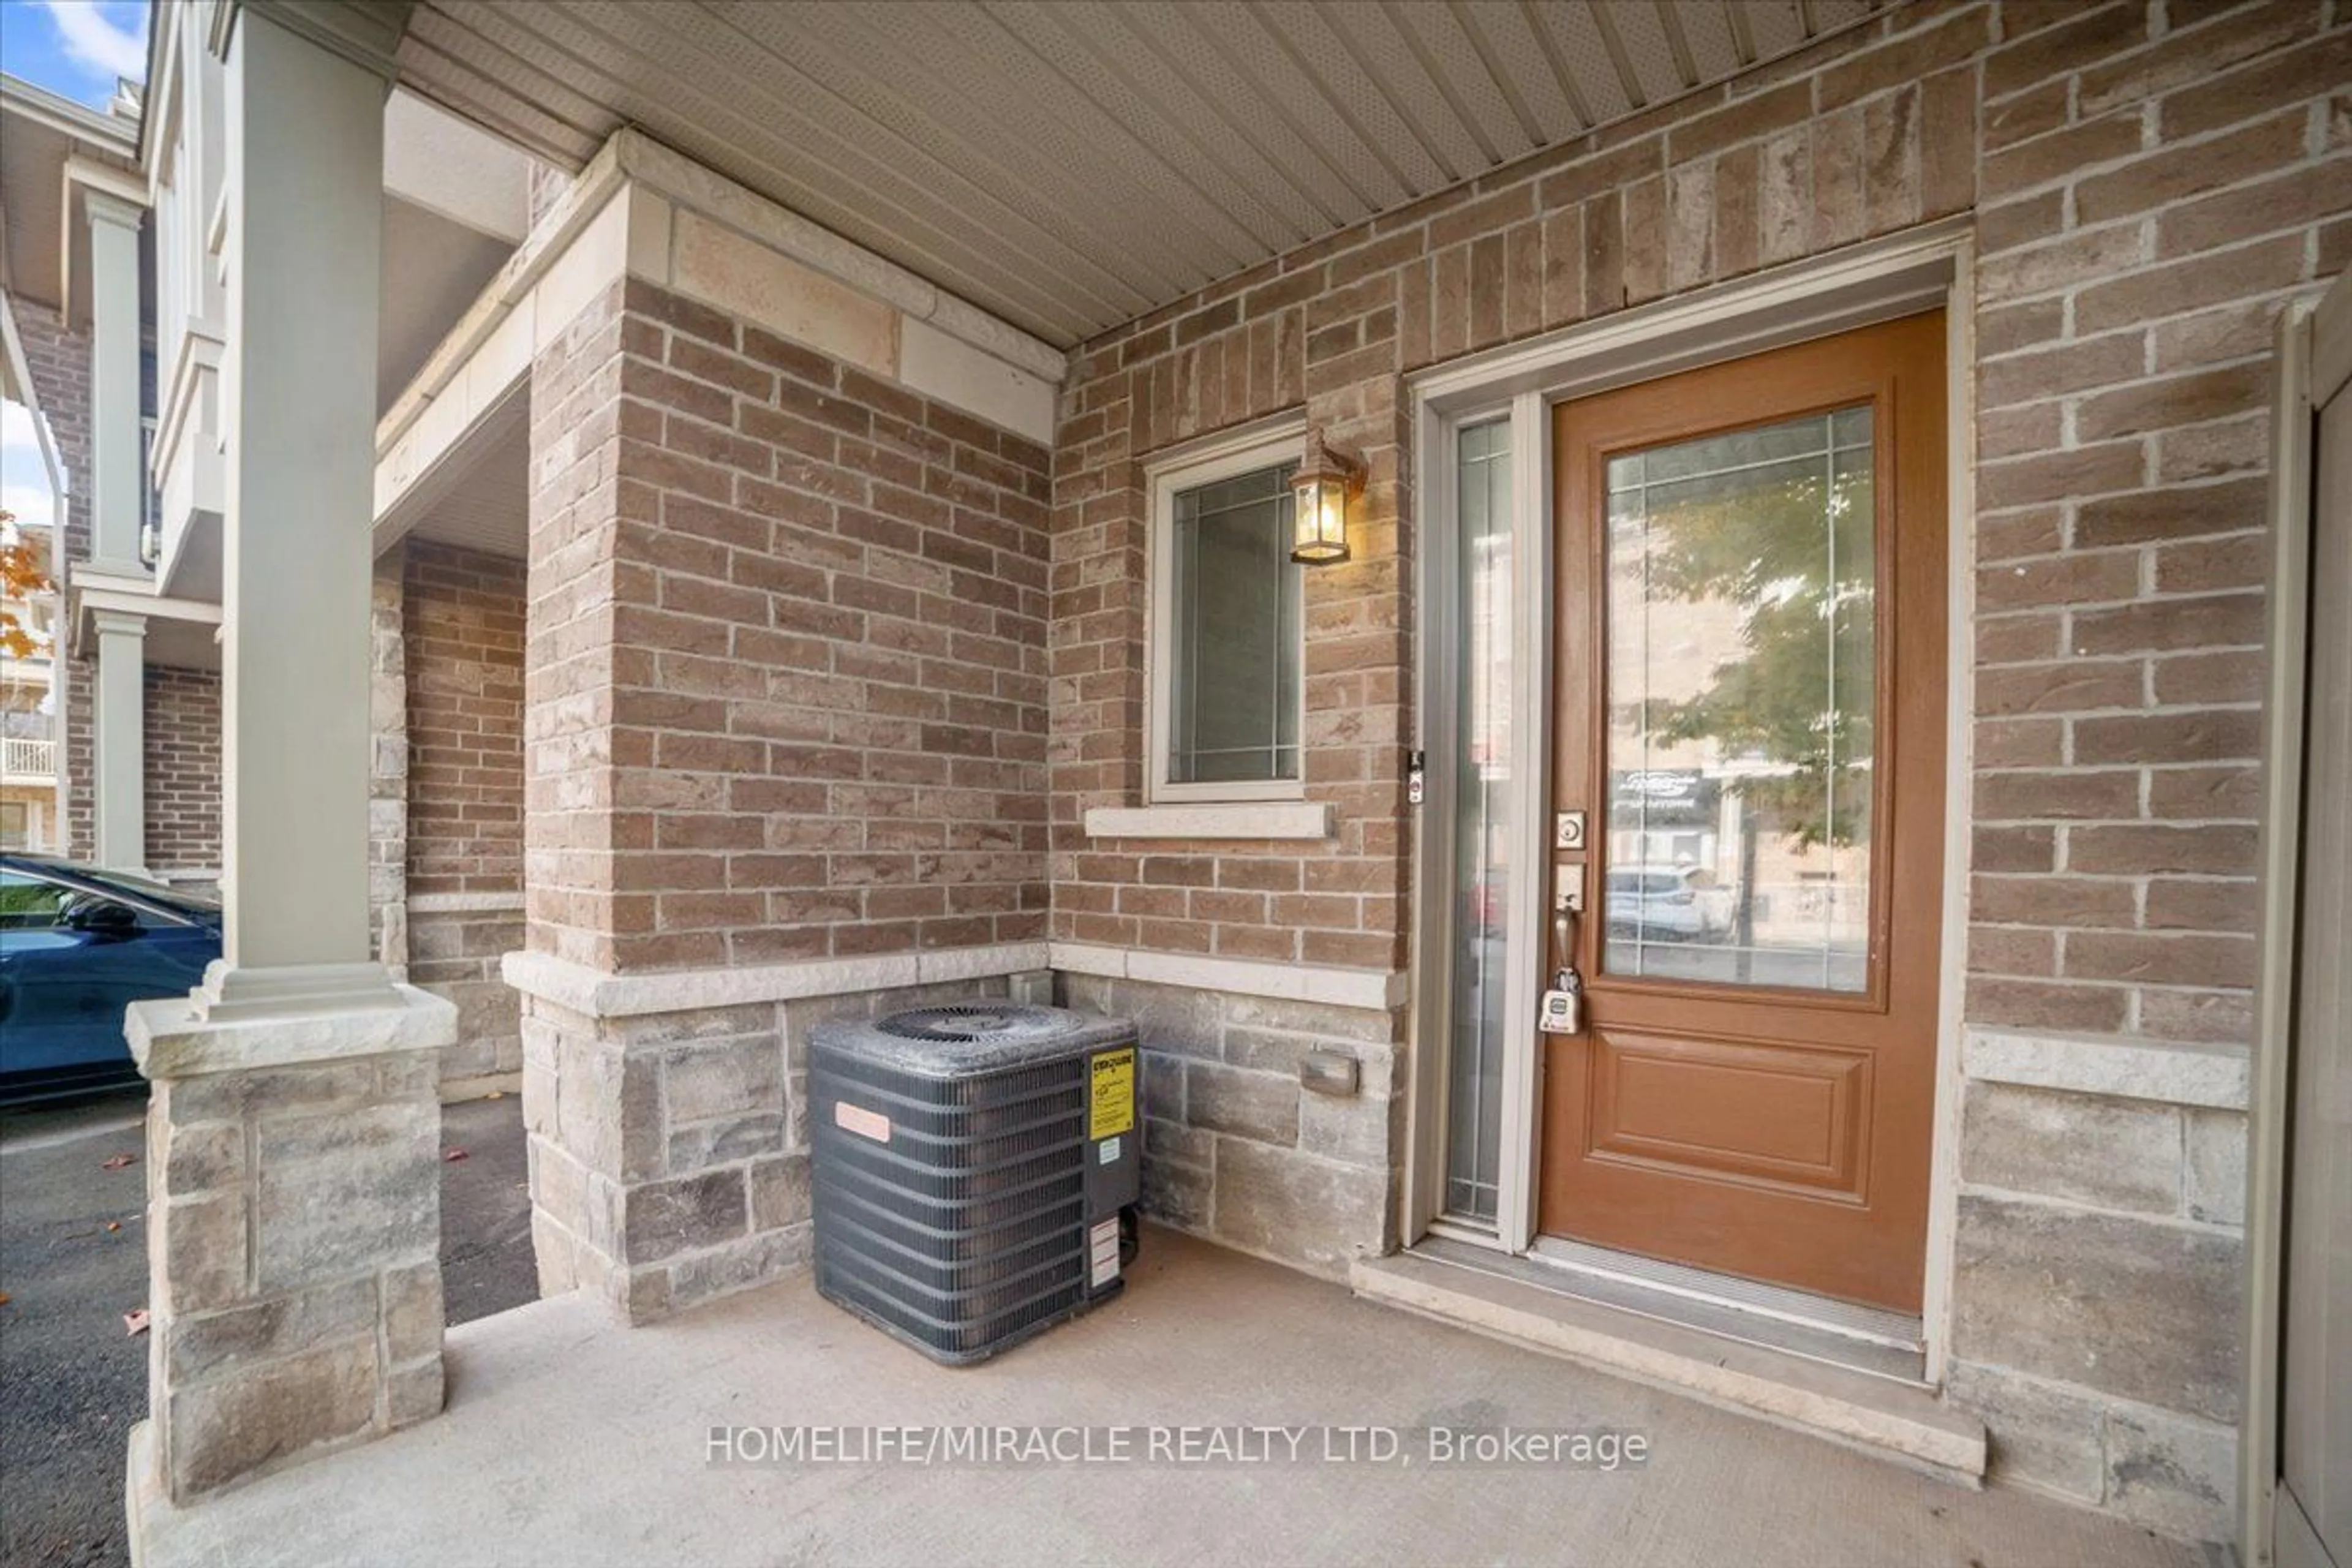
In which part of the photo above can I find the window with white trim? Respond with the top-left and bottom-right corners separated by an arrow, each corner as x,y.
1149,432 -> 1305,802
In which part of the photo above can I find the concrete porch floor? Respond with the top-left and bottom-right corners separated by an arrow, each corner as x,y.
134,1231 -> 2205,1568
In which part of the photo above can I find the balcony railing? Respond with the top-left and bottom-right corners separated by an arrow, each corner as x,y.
0,736 -> 57,779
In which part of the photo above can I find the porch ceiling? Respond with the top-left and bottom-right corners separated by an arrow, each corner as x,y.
398,1 -> 1889,350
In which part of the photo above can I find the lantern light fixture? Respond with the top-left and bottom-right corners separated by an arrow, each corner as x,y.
1290,428 -> 1362,566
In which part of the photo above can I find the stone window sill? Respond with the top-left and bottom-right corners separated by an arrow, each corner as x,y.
1084,802 -> 1334,840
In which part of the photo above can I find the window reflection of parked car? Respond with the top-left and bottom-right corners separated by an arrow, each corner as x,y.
0,855 -> 222,1104
1606,864 -> 1736,940
1467,875 -> 1509,935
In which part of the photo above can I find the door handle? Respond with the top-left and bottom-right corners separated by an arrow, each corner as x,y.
1542,860 -> 1588,1036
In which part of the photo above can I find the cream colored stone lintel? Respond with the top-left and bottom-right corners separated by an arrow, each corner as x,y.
1046,941 -> 1404,1013
1084,802 -> 1335,841
374,128 -> 1065,531
1961,1028 -> 2250,1112
500,942 -> 1052,1020
127,984 -> 458,1079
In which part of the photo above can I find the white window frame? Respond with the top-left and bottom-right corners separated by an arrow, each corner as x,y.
1145,417 -> 1310,805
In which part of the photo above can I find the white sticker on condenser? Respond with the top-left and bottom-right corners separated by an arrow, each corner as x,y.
1090,1218 -> 1120,1286
833,1102 -> 891,1143
1098,1136 -> 1121,1164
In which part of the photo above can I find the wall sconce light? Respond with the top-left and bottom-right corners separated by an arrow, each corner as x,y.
1291,428 -> 1362,566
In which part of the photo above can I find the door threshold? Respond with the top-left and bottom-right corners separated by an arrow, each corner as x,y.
1351,1242 -> 1984,1485
1526,1235 -> 1926,1361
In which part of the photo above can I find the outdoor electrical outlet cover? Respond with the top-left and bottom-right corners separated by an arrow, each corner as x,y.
1300,1050 -> 1360,1097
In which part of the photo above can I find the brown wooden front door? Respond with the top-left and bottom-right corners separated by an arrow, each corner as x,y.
1537,312 -> 1948,1313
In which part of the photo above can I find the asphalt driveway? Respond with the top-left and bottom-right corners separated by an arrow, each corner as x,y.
0,1090 -> 534,1568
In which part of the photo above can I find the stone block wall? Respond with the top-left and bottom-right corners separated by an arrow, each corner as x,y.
521,974 -> 1017,1322
142,1049 -> 445,1500
1947,1060 -> 2248,1537
1059,972 -> 1401,1277
142,664 -> 220,883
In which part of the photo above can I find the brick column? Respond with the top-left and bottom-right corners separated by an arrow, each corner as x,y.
516,268 -> 1052,1322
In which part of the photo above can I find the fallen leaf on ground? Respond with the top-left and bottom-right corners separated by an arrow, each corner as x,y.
444,1148 -> 469,1162
0,1290 -> 12,1306
101,1154 -> 135,1170
105,1221 -> 121,1233
485,1091 -> 505,1100
123,1309 -> 149,1336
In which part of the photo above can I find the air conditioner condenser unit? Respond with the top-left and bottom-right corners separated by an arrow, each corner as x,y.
809,1003 -> 1142,1365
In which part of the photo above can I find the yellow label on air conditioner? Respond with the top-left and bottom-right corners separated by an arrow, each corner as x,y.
1090,1047 -> 1136,1141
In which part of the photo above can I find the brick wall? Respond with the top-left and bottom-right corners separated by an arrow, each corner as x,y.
1052,0 -> 2347,1051
143,665 -> 220,875
10,301 -> 94,862
526,274 -> 1050,976
1044,0 -> 2349,1540
396,538 -> 527,1093
404,540 -> 525,897
1959,0 -> 2345,1044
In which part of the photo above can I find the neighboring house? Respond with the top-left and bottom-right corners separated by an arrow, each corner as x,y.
10,2 -> 2348,1566
0,76 -> 222,896
0,511 -> 62,852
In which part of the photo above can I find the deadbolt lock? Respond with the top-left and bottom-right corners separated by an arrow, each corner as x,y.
1554,810 -> 1587,851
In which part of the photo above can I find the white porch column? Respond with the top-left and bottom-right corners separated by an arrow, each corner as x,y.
124,0 -> 456,1511
210,0 -> 402,999
90,609 -> 148,872
84,188 -> 147,576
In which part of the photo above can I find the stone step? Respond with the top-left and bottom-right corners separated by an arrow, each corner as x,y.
1351,1249 -> 1987,1485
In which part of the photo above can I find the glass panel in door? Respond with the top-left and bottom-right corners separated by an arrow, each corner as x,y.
1601,407 -> 1877,993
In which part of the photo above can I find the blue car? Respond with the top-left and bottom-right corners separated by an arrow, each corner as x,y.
0,854 -> 222,1104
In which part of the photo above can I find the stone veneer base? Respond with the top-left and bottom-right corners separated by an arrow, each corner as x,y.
130,984 -> 458,1503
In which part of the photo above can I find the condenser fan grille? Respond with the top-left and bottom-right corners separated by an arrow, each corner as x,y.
878,1005 -> 1069,1043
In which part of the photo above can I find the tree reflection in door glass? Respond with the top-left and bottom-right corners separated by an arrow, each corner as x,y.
1602,405 -> 1875,993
